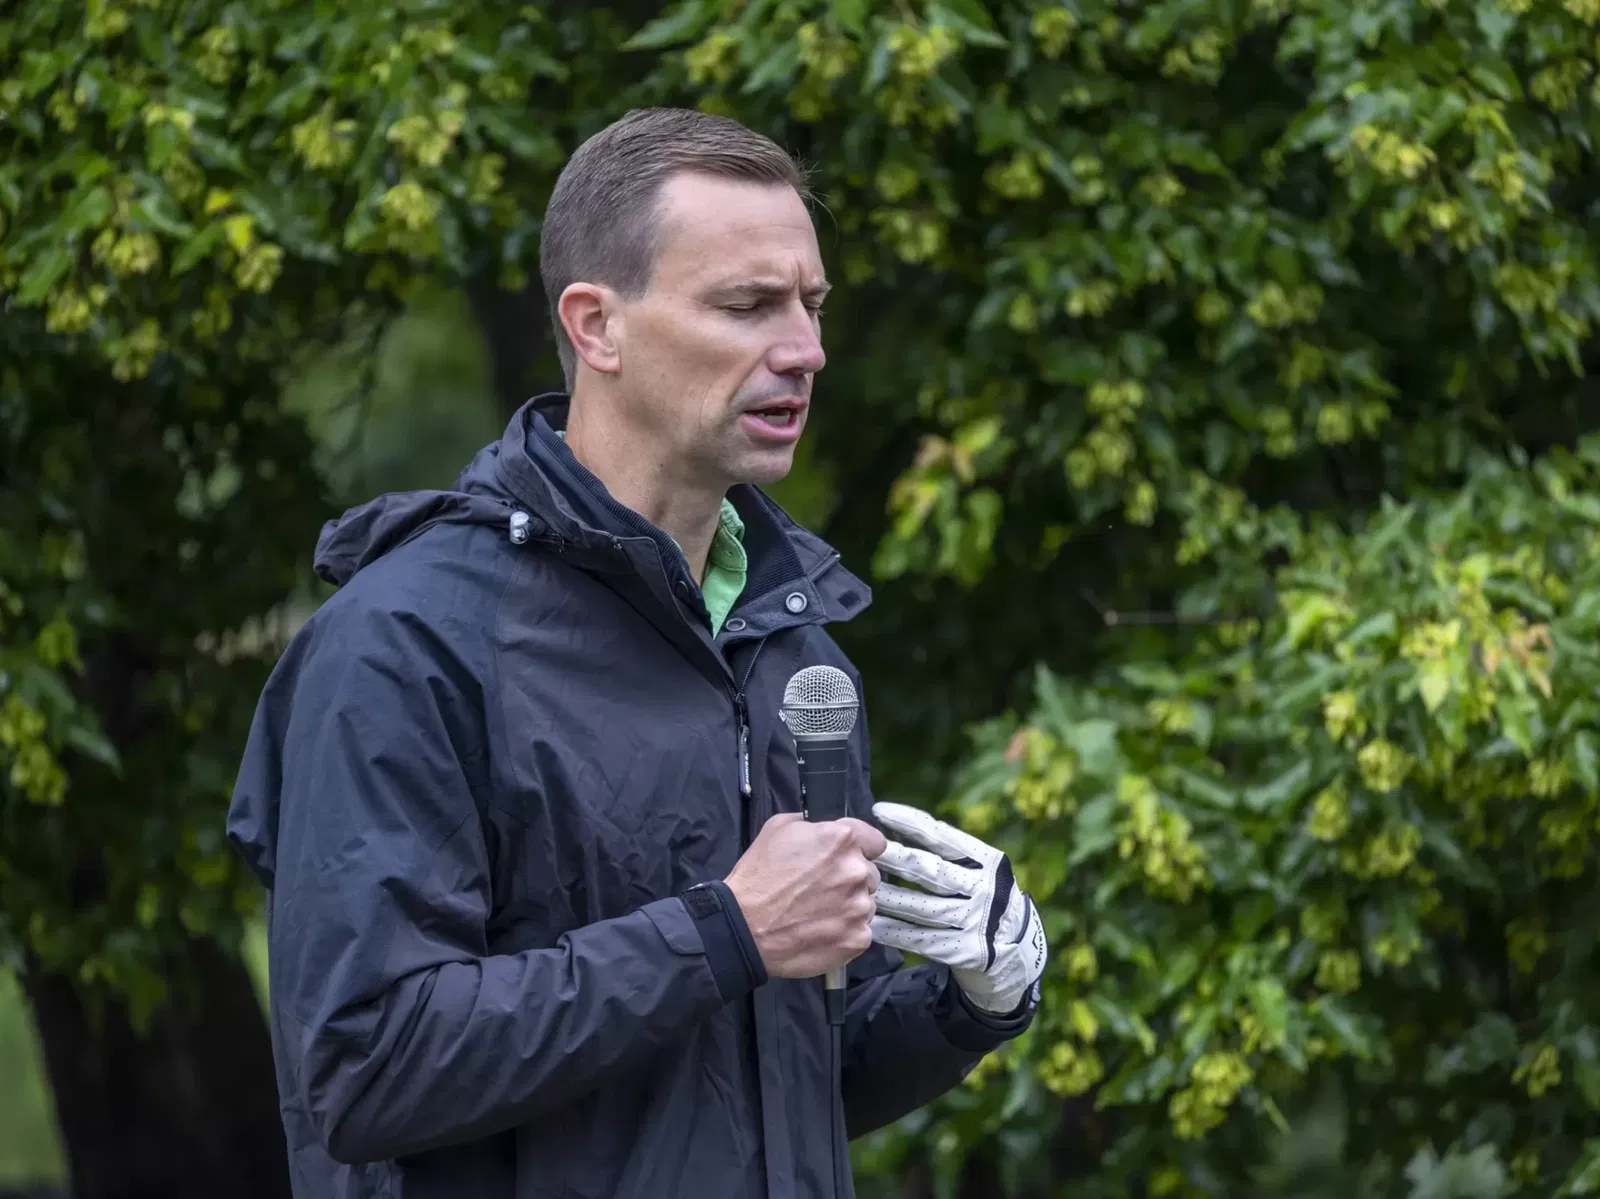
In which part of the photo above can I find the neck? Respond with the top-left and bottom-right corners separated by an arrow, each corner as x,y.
562,391 -> 725,583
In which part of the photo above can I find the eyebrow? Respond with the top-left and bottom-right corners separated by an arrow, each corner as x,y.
702,279 -> 832,304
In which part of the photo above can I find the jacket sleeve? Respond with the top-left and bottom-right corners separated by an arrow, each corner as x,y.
839,946 -> 1034,1139
836,694 -> 1036,1139
236,602 -> 762,1165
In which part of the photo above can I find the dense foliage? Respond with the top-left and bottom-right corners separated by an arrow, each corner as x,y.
0,0 -> 632,1018
6,0 -> 1600,1196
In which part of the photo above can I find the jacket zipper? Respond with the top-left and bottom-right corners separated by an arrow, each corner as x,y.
731,636 -> 768,801
510,505 -> 799,809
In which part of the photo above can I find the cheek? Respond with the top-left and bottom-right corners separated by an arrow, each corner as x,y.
674,321 -> 768,387
628,309 -> 771,409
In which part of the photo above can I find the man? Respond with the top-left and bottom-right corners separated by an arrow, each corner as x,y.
227,107 -> 1048,1199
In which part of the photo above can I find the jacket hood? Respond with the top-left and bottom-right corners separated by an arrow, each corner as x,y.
312,454 -> 513,587
311,398 -> 562,588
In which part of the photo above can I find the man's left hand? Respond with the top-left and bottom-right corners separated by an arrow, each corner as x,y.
868,801 -> 1048,1016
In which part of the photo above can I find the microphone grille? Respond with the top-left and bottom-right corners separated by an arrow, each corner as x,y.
780,665 -> 859,739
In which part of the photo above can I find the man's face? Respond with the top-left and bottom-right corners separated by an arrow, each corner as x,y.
609,173 -> 828,490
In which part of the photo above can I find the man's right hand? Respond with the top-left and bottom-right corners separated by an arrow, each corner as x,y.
723,812 -> 886,978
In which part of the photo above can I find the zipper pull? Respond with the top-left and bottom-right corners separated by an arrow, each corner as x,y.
735,696 -> 752,797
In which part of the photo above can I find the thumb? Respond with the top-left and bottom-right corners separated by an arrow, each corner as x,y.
840,817 -> 888,859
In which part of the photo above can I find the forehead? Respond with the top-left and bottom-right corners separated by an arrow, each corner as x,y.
650,172 -> 823,291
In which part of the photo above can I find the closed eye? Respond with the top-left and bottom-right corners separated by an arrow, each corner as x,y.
722,301 -> 825,319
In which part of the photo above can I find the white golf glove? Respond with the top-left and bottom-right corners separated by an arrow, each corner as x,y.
869,801 -> 1048,1015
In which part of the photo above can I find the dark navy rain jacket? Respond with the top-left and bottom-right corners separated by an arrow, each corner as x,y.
226,395 -> 1035,1199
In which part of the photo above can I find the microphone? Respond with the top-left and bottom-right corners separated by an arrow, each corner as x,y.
779,664 -> 859,1027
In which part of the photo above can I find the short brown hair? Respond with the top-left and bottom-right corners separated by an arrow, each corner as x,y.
539,107 -> 811,387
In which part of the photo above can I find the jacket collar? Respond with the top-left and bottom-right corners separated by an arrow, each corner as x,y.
489,394 -> 872,642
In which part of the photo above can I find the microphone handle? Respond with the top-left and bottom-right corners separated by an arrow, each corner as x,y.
796,734 -> 852,1025
796,735 -> 851,821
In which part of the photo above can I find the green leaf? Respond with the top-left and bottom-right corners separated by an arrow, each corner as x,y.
930,0 -> 1010,47
1494,692 -> 1538,756
741,39 -> 801,93
132,192 -> 194,239
1344,610 -> 1399,649
1314,998 -> 1379,1061
187,129 -> 247,173
1062,717 -> 1122,779
1474,8 -> 1517,56
1171,765 -> 1238,809
1570,587 -> 1600,628
1574,1029 -> 1600,1111
623,0 -> 715,50
60,185 -> 112,236
1405,1143 -> 1509,1199
1244,759 -> 1312,812
64,723 -> 121,771
1068,793 -> 1118,865
863,29 -> 897,91
997,1055 -> 1036,1120
1425,1013 -> 1518,1084
1417,659 -> 1451,713
19,49 -> 67,97
1275,661 -> 1347,714
1246,978 -> 1290,1048
475,110 -> 561,165
1284,592 -> 1343,649
1562,1141 -> 1600,1196
1257,1093 -> 1292,1136
172,224 -> 225,276
830,0 -> 870,36
15,245 -> 74,306
1096,919 -> 1156,970
1356,499 -> 1417,571
1419,823 -> 1493,889
1574,731 -> 1599,795
1088,995 -> 1159,1054
1179,1005 -> 1219,1057
1119,661 -> 1182,692
1157,938 -> 1208,998
1095,1051 -> 1176,1106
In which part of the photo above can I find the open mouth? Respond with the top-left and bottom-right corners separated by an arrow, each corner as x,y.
748,408 -> 799,427
743,402 -> 804,428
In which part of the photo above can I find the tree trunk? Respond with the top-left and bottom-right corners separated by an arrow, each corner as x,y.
467,275 -> 552,420
21,935 -> 289,1199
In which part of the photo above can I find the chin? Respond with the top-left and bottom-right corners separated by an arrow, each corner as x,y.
731,450 -> 798,489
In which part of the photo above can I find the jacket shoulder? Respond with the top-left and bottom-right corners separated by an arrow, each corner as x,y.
293,521 -> 517,677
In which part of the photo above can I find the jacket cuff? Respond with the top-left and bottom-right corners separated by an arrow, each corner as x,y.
933,970 -> 1037,1052
679,880 -> 768,1002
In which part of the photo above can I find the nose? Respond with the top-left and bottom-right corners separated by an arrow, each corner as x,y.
768,304 -> 826,379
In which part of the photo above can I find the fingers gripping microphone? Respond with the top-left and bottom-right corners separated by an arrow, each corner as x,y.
779,665 -> 859,1027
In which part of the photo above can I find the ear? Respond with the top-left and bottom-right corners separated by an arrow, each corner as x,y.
557,282 -> 621,376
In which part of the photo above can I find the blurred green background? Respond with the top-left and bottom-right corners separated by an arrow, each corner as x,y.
7,3 -> 1600,1198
